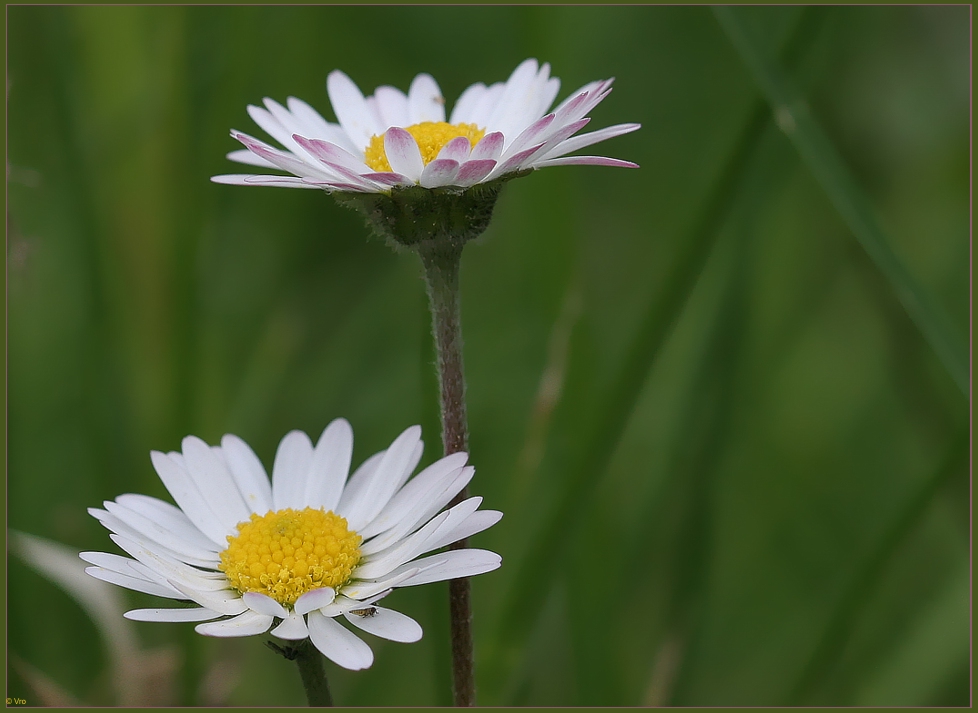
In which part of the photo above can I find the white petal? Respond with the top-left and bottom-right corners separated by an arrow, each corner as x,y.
344,606 -> 422,643
286,96 -> 361,155
335,450 -> 385,516
486,59 -> 542,142
179,436 -> 251,535
108,534 -> 230,594
407,73 -> 446,124
305,419 -> 354,512
354,510 -> 451,581
125,607 -> 221,622
358,451 -> 468,540
196,611 -> 273,638
532,74 -> 562,121
317,591 -> 391,618
383,128 -> 424,182
422,509 -> 503,553
271,430 -> 314,510
361,466 -> 475,555
243,592 -> 289,618
372,85 -> 411,131
397,549 -> 502,587
409,497 -> 484,558
307,611 -> 374,670
102,501 -> 220,565
272,611 -> 310,640
169,579 -> 248,617
115,494 -> 220,552
337,425 -> 422,532
340,567 -> 421,601
449,82 -> 487,125
150,451 -> 228,547
220,434 -> 274,515
91,508 -> 220,571
327,70 -> 381,152
85,566 -> 185,599
247,103 -> 301,154
467,83 -> 505,129
294,586 -> 337,615
81,550 -> 187,596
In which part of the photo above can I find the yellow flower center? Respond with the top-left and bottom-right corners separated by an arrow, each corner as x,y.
364,121 -> 486,172
220,507 -> 361,607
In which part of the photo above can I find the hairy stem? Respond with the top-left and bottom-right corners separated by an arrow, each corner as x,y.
295,639 -> 333,707
418,242 -> 475,707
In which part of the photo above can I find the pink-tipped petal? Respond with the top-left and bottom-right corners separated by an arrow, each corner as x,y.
487,142 -> 547,179
501,113 -> 555,161
470,132 -> 505,161
383,127 -> 424,182
538,122 -> 642,161
360,172 -> 413,186
226,149 -> 276,168
533,155 -> 640,169
436,136 -> 473,163
292,135 -> 368,173
211,174 -> 325,189
285,96 -> 361,154
420,159 -> 460,188
454,159 -> 496,187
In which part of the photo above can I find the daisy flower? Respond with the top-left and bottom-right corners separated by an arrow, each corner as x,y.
212,58 -> 639,193
81,420 -> 502,671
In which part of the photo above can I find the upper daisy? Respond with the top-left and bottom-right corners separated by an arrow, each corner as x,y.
212,58 -> 640,193
82,419 -> 502,671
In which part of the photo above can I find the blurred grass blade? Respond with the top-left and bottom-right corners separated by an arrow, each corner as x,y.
853,560 -> 970,706
486,10 -> 826,697
713,6 -> 969,396
787,427 -> 969,704
10,531 -> 142,705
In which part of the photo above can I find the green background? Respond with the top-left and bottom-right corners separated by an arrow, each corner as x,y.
6,5 -> 970,707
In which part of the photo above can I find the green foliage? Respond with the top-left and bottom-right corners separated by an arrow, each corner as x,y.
6,5 -> 969,706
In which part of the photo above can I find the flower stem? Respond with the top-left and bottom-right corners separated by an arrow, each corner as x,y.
295,639 -> 334,707
418,242 -> 475,707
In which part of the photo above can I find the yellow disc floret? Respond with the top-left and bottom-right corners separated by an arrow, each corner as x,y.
220,507 -> 361,607
364,121 -> 486,172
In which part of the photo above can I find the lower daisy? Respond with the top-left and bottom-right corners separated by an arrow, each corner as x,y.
82,420 -> 502,671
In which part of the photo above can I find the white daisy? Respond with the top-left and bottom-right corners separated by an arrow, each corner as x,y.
212,58 -> 640,193
81,420 -> 502,671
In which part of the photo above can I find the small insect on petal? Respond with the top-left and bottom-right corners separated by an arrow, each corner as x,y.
349,607 -> 378,618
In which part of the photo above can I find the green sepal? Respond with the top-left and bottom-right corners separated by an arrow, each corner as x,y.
331,170 -> 531,251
